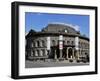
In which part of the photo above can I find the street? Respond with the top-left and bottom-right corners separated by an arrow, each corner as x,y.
25,60 -> 89,68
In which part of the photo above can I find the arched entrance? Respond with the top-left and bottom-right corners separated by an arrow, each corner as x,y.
50,46 -> 60,59
68,48 -> 73,58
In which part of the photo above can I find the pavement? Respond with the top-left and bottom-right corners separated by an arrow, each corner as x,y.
25,60 -> 89,68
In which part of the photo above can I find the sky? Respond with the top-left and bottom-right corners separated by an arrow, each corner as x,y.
25,12 -> 89,37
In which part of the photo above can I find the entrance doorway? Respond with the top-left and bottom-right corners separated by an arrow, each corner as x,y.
68,48 -> 73,58
50,46 -> 60,59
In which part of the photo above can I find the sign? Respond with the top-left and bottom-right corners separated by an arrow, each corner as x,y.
59,35 -> 63,40
75,37 -> 79,50
47,37 -> 50,50
59,35 -> 63,50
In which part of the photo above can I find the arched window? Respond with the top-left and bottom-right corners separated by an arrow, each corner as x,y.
82,42 -> 85,48
41,40 -> 45,47
40,49 -> 45,56
31,42 -> 33,47
37,50 -> 40,56
68,48 -> 73,58
79,42 -> 80,47
64,29 -> 68,33
67,41 -> 70,45
31,50 -> 34,56
71,41 -> 74,45
81,42 -> 83,48
84,43 -> 86,48
35,50 -> 38,56
83,43 -> 85,48
37,41 -> 40,47
40,50 -> 43,56
31,42 -> 35,47
86,43 -> 88,48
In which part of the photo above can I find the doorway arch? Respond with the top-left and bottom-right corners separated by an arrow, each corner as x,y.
68,48 -> 73,58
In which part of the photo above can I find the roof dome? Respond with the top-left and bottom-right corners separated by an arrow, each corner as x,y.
42,23 -> 79,34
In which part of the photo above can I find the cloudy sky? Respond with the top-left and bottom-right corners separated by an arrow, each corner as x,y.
25,12 -> 89,37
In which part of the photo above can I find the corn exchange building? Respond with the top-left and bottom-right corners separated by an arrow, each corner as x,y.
26,23 -> 89,63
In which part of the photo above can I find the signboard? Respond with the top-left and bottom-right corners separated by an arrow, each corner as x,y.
59,35 -> 63,41
47,37 -> 50,50
75,37 -> 79,50
59,35 -> 63,50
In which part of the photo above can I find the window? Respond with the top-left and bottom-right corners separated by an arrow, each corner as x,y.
83,43 -> 85,48
79,50 -> 81,55
31,50 -> 34,56
67,41 -> 70,45
80,42 -> 82,48
37,50 -> 40,56
52,40 -> 56,46
41,49 -> 45,56
41,40 -> 45,47
64,29 -> 68,33
84,43 -> 86,48
40,50 -> 43,56
31,42 -> 35,47
86,43 -> 89,48
82,42 -> 85,48
35,50 -> 38,56
37,41 -> 40,47
71,41 -> 74,45
31,42 -> 33,47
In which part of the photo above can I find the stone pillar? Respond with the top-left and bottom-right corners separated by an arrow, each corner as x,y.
77,51 -> 79,60
54,50 -> 57,60
75,36 -> 79,60
76,50 -> 79,60
80,49 -> 81,56
59,50 -> 62,59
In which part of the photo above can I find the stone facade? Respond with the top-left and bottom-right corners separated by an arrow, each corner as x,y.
26,23 -> 89,63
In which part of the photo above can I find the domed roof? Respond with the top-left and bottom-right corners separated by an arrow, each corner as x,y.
26,23 -> 89,41
42,23 -> 80,34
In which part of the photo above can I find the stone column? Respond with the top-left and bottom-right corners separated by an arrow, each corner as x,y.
59,50 -> 62,59
75,36 -> 79,60
77,51 -> 79,60
80,49 -> 81,56
54,50 -> 57,60
75,50 -> 79,60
